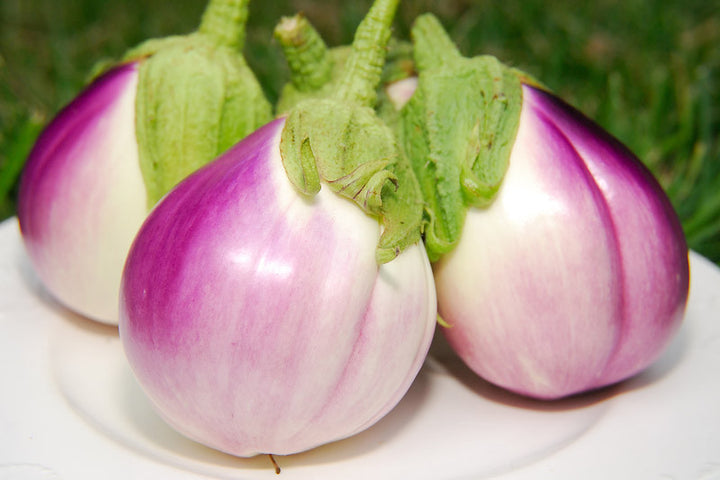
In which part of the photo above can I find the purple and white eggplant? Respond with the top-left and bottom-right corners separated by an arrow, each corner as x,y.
119,0 -> 436,457
17,0 -> 271,324
398,14 -> 690,400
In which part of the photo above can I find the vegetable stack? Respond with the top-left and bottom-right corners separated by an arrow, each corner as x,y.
15,0 -> 690,461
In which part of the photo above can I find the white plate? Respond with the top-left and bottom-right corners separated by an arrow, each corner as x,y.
1,217 -> 719,480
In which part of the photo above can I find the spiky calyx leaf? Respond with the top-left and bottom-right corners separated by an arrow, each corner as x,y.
399,13 -> 522,261
129,0 -> 272,207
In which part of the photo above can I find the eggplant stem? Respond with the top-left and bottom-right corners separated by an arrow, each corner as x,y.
274,14 -> 332,92
268,453 -> 281,474
198,0 -> 250,50
334,0 -> 400,107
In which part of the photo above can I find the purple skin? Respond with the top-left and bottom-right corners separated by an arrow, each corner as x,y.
17,63 -> 147,323
435,85 -> 690,400
119,118 -> 437,456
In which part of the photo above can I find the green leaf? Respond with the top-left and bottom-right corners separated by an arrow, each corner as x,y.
398,13 -> 522,261
128,0 -> 272,207
280,99 -> 423,262
136,40 -> 271,206
460,56 -> 522,207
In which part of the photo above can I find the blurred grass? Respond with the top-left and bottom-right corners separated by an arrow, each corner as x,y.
1,0 -> 718,263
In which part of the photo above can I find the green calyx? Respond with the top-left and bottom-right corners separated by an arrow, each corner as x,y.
279,0 -> 424,264
398,13 -> 523,262
125,0 -> 272,208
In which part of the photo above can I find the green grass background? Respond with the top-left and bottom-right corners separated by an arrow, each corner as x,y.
1,0 -> 718,263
